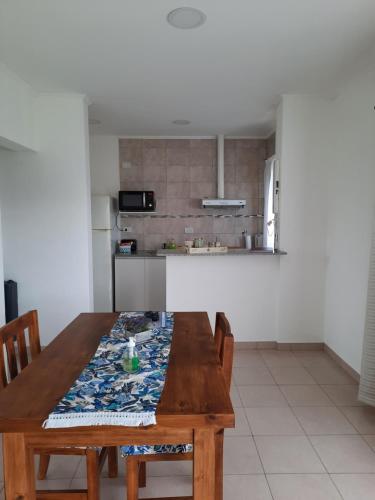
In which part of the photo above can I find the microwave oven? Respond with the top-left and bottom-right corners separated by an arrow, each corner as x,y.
119,191 -> 156,212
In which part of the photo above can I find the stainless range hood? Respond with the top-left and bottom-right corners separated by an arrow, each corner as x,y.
202,135 -> 246,208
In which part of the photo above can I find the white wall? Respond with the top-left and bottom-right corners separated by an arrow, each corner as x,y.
324,68 -> 375,371
90,135 -> 120,197
0,63 -> 36,151
276,95 -> 330,343
0,93 -> 93,344
166,255 -> 280,342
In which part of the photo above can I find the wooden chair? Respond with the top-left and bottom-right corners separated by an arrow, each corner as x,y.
124,312 -> 234,500
0,310 -> 118,500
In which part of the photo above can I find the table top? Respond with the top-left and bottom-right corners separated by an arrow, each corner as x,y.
0,312 -> 234,432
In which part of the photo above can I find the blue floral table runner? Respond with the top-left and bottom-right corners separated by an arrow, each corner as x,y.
43,312 -> 174,429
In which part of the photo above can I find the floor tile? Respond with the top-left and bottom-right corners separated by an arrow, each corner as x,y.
230,384 -> 243,407
331,473 -> 375,500
238,385 -> 288,407
254,436 -> 325,473
293,406 -> 357,435
260,350 -> 301,368
321,385 -> 363,406
234,350 -> 266,368
306,363 -> 356,385
269,366 -> 316,385
233,365 -> 275,385
341,406 -> 375,434
363,435 -> 375,451
146,459 -> 192,477
75,451 -> 125,478
293,351 -> 332,368
34,454 -> 81,479
36,478 -> 73,489
267,474 -> 342,500
138,475 -> 192,499
225,406 -> 251,436
224,436 -> 263,474
310,435 -> 375,473
245,407 -> 304,435
224,475 -> 272,500
72,477 -> 124,499
280,385 -> 333,406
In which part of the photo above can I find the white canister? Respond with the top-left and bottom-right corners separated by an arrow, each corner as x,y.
245,234 -> 252,250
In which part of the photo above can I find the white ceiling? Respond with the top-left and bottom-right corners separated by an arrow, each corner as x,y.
1,0 -> 375,137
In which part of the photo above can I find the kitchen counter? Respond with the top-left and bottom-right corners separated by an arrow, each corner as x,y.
115,251 -> 160,258
115,249 -> 286,258
156,248 -> 287,256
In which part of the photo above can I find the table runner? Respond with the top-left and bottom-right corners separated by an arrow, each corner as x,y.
43,312 -> 174,429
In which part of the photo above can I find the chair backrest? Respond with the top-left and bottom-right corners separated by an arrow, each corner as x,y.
0,310 -> 41,389
214,312 -> 234,390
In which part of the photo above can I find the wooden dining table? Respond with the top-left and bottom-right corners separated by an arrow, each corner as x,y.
0,311 -> 234,500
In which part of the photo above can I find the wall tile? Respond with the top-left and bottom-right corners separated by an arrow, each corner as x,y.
213,217 -> 235,234
143,218 -> 168,235
143,165 -> 166,182
143,234 -> 165,250
224,164 -> 235,183
149,182 -> 167,199
143,147 -> 166,167
142,139 -> 166,149
165,139 -> 190,149
167,182 -> 191,199
167,198 -> 193,213
120,164 -> 143,183
190,165 -> 216,183
118,138 -> 267,249
120,180 -> 144,191
167,165 -> 190,182
166,148 -> 189,167
190,182 -> 216,199
190,147 -> 214,168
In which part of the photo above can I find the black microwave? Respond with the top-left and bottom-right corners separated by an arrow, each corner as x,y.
119,191 -> 156,212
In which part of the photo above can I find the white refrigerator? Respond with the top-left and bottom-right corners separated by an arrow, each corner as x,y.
91,195 -> 114,312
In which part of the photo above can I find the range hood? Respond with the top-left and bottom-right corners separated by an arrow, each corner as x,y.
202,135 -> 246,208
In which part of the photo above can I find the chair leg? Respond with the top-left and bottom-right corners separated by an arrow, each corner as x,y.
37,453 -> 51,480
138,461 -> 146,488
215,430 -> 224,500
86,448 -> 100,500
108,447 -> 118,478
127,457 -> 139,500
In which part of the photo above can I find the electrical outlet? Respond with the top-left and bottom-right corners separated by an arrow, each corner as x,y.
123,226 -> 133,232
185,227 -> 194,234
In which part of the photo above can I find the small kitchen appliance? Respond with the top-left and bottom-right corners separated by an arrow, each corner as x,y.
119,191 -> 155,212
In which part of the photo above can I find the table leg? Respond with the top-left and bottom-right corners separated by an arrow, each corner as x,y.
3,433 -> 36,500
193,428 -> 215,500
215,430 -> 224,500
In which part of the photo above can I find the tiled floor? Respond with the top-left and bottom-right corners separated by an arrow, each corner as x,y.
1,348 -> 375,499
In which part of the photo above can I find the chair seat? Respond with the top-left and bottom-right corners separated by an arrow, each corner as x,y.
121,443 -> 193,456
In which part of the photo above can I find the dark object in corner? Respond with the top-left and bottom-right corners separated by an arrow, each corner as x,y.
145,311 -> 159,322
4,280 -> 18,323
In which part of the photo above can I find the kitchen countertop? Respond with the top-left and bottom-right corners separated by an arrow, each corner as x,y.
115,250 -> 160,258
156,248 -> 287,256
115,249 -> 286,258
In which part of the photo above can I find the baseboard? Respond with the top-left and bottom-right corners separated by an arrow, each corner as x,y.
324,344 -> 360,383
234,341 -> 324,351
234,340 -> 360,382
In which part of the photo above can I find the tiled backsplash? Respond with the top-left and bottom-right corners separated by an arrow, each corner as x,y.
118,138 -> 272,250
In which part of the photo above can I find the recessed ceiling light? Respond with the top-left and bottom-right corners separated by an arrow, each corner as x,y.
167,7 -> 206,30
89,118 -> 101,125
173,119 -> 191,125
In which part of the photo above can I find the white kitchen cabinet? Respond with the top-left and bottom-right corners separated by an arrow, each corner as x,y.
144,258 -> 166,310
115,257 -> 166,311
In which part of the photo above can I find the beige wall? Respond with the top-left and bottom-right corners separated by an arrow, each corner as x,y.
118,138 -> 267,250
